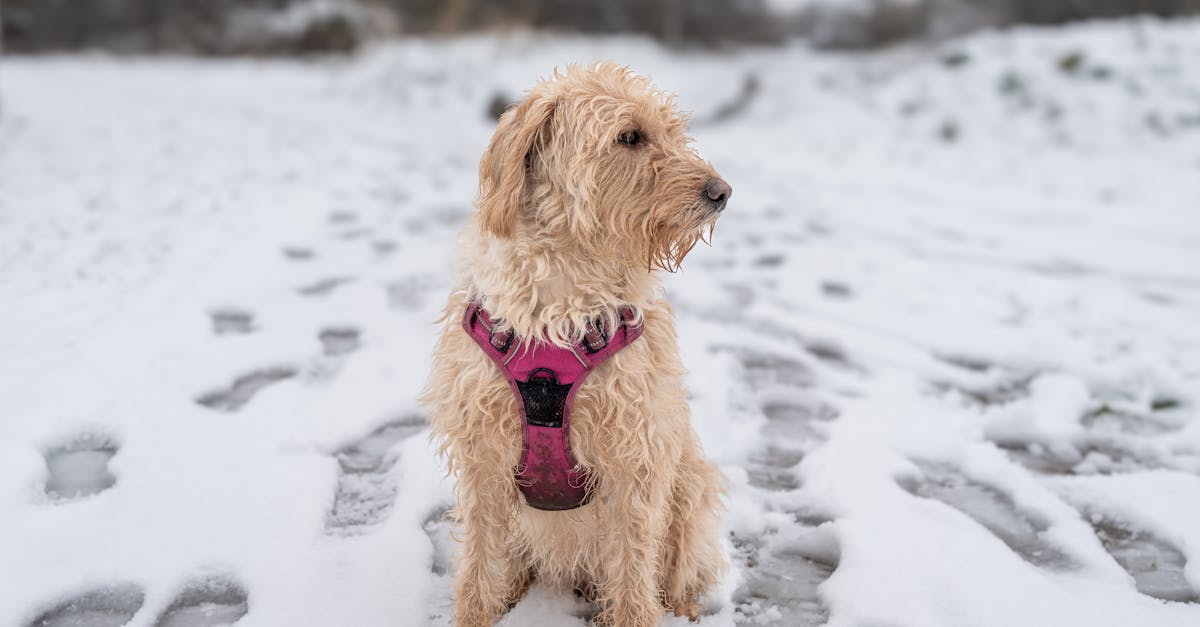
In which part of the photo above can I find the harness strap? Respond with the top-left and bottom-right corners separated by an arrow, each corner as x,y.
462,301 -> 643,510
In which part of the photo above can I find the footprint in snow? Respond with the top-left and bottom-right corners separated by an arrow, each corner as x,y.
742,369 -> 837,492
336,227 -> 374,241
731,523 -> 837,627
984,393 -> 1186,475
386,275 -> 438,312
422,506 -> 454,577
370,239 -> 398,256
44,433 -> 119,500
753,253 -> 786,268
430,205 -> 470,227
735,350 -> 815,390
27,583 -> 144,627
720,282 -> 757,308
801,340 -> 858,372
423,506 -> 456,624
209,309 -> 254,336
281,246 -> 316,261
296,276 -> 356,298
402,217 -> 428,234
992,436 -> 1167,476
327,210 -> 358,225
819,281 -> 854,300
732,318 -> 866,377
936,353 -> 993,373
932,374 -> 1035,407
303,327 -> 365,382
902,463 -> 1073,570
746,445 -> 804,492
1088,513 -> 1199,603
318,326 -> 361,357
153,576 -> 248,627
760,400 -> 837,449
324,415 -> 426,535
195,367 -> 297,412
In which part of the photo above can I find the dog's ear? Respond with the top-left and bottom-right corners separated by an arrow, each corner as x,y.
477,94 -> 556,238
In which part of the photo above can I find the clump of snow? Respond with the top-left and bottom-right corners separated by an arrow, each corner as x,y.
984,372 -> 1091,443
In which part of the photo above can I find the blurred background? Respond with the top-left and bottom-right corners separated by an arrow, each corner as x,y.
3,0 -> 1198,54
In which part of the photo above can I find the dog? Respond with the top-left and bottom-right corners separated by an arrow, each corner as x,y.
424,63 -> 730,627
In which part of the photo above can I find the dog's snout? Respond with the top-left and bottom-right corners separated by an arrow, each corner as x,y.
704,178 -> 732,210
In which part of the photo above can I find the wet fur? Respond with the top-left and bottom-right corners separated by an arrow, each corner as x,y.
424,63 -> 727,627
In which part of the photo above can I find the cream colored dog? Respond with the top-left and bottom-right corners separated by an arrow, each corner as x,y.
424,63 -> 730,627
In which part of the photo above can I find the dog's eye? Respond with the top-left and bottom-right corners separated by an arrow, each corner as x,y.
618,130 -> 641,146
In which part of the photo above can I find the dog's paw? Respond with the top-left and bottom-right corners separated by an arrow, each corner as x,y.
589,608 -> 614,627
450,609 -> 494,627
503,568 -> 536,610
667,597 -> 702,622
595,603 -> 661,627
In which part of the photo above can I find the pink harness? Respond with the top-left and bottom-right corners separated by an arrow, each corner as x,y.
462,302 -> 644,511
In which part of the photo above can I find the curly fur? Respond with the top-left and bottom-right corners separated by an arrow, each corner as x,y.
423,63 -> 728,627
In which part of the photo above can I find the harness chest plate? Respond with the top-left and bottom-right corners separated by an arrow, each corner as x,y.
462,302 -> 644,510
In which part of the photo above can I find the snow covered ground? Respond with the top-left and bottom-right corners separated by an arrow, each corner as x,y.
2,16 -> 1199,627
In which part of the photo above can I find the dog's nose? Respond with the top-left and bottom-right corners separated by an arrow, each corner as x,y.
704,178 -> 732,209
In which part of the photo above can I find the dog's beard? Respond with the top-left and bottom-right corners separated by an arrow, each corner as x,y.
648,205 -> 719,273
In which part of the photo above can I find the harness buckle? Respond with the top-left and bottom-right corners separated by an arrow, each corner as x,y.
581,317 -> 610,354
489,327 -> 514,353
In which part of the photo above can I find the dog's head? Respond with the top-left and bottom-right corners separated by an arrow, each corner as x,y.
477,63 -> 730,272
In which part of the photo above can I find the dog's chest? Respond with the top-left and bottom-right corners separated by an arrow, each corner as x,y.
462,303 -> 645,510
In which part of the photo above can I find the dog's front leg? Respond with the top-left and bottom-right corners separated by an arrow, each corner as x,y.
451,467 -> 520,627
660,447 -> 725,621
595,469 -> 670,627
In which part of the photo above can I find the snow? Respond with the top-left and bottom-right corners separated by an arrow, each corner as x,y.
2,16 -> 1200,627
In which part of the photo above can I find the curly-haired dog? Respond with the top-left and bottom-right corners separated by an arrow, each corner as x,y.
424,63 -> 731,627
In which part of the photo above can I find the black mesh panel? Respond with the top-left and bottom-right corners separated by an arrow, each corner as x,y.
516,370 -> 571,428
